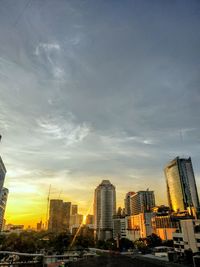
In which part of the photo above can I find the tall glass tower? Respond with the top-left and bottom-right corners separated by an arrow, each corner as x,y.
94,180 -> 116,240
164,157 -> 200,217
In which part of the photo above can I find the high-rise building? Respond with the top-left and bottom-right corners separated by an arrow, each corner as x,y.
63,202 -> 71,229
130,190 -> 155,215
48,199 -> 64,232
48,200 -> 72,232
0,135 -> 8,232
94,180 -> 116,240
71,204 -> 78,215
85,214 -> 94,225
0,188 -> 9,231
124,192 -> 135,216
0,157 -> 6,193
164,157 -> 200,216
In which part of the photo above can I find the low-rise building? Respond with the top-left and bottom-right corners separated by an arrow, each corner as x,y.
126,212 -> 153,241
113,215 -> 126,239
173,219 -> 200,254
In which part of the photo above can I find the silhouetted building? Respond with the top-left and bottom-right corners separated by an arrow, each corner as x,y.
48,199 -> 64,232
70,213 -> 83,227
164,157 -> 200,217
63,202 -> 71,229
36,221 -> 43,231
94,180 -> 116,240
130,190 -> 155,215
86,214 -> 94,225
71,204 -> 78,215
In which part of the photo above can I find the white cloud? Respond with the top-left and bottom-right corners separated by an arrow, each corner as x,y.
36,115 -> 90,145
35,43 -> 60,56
35,42 -> 65,79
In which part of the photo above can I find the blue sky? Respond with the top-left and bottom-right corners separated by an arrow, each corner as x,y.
0,0 -> 200,225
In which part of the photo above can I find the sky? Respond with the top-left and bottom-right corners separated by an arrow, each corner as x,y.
0,0 -> 200,227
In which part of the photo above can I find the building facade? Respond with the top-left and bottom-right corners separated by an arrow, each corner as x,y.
0,157 -> 6,193
130,190 -> 155,215
173,219 -> 200,254
63,202 -> 71,229
0,136 -> 8,232
126,212 -> 154,241
124,192 -> 135,216
71,204 -> 78,215
113,216 -> 126,239
94,180 -> 116,240
164,157 -> 200,217
0,188 -> 9,231
48,199 -> 64,232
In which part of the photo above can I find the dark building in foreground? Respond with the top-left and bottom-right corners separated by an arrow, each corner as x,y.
48,199 -> 71,232
164,157 -> 200,217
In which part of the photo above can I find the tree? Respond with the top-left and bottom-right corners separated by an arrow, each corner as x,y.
119,238 -> 134,251
134,240 -> 148,254
146,233 -> 162,248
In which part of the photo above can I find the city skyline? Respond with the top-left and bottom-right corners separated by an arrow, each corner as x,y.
0,0 -> 200,226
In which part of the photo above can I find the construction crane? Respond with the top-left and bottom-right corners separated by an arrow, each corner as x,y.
45,185 -> 51,230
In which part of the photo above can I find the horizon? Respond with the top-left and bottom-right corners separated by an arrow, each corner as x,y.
0,0 -> 200,227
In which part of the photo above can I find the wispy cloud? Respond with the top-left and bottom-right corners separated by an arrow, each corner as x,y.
36,115 -> 90,145
35,42 -> 65,79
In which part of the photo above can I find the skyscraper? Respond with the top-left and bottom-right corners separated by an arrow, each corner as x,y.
130,190 -> 155,215
0,157 -> 6,193
0,188 -> 9,231
71,204 -> 78,215
124,192 -> 135,216
0,135 -> 8,232
63,202 -> 71,229
94,180 -> 116,240
164,157 -> 200,216
48,199 -> 64,232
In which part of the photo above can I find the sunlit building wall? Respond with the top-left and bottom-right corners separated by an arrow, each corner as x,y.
94,180 -> 116,240
126,212 -> 154,241
152,215 -> 179,240
164,157 -> 200,216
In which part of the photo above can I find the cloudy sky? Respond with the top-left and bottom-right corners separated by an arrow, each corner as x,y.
0,0 -> 200,227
